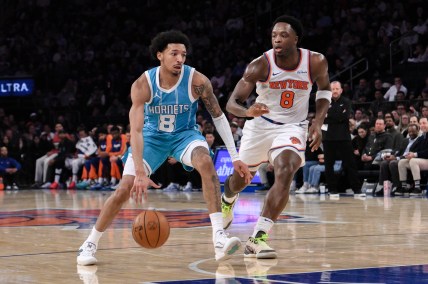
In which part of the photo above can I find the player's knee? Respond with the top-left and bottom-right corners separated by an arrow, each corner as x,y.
193,154 -> 214,172
112,182 -> 132,203
275,163 -> 298,180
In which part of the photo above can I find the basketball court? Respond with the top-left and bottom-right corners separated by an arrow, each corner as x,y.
1,189 -> 428,283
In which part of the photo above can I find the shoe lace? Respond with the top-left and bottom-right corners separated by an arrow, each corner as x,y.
254,233 -> 268,244
221,201 -> 233,217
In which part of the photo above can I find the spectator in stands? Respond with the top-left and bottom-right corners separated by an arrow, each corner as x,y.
373,78 -> 387,95
48,130 -> 75,189
384,77 -> 407,102
422,106 -> 428,119
68,127 -> 98,189
304,154 -> 342,194
397,118 -> 428,196
353,78 -> 372,103
229,121 -> 241,146
416,89 -> 428,114
352,124 -> 370,170
295,139 -> 323,194
370,90 -> 389,116
377,123 -> 420,195
105,126 -> 127,190
0,146 -> 21,190
354,109 -> 363,127
391,110 -> 400,125
322,81 -> 362,196
32,123 -> 64,188
361,118 -> 393,170
398,113 -> 410,137
385,115 -> 404,151
408,44 -> 428,63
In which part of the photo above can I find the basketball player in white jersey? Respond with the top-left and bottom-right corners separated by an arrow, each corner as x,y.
222,15 -> 332,258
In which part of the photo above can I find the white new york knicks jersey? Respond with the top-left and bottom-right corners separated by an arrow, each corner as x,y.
255,48 -> 313,124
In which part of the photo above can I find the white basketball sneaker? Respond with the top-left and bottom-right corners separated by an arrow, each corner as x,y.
77,241 -> 98,266
214,231 -> 241,261
244,232 -> 277,259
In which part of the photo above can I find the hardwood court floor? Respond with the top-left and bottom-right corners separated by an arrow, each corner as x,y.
1,189 -> 428,283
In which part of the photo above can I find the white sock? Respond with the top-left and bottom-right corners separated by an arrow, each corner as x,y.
86,227 -> 104,247
209,212 -> 224,243
54,169 -> 62,183
98,177 -> 104,184
303,182 -> 309,187
111,177 -> 117,185
72,175 -> 78,182
223,194 -> 237,204
252,216 -> 274,237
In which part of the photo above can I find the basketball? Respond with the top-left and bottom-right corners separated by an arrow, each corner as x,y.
132,210 -> 170,248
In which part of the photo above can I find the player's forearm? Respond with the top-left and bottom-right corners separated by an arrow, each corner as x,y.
226,99 -> 248,117
212,114 -> 239,161
314,98 -> 330,127
130,131 -> 145,175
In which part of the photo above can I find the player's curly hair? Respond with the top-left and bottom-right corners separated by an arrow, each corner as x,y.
273,15 -> 304,44
149,30 -> 191,59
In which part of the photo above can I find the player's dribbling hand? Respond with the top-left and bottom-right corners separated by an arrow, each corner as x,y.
232,160 -> 253,185
246,103 -> 269,117
308,124 -> 322,152
131,175 -> 160,204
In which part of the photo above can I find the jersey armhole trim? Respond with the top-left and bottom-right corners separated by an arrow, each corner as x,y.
258,52 -> 271,83
308,50 -> 314,85
144,71 -> 154,104
188,67 -> 197,103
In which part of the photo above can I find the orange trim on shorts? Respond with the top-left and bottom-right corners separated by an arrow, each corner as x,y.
270,144 -> 305,152
247,160 -> 269,168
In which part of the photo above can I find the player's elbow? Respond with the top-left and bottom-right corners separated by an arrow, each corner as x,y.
225,100 -> 233,114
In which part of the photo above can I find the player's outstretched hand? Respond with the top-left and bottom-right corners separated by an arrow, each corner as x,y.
131,175 -> 161,204
246,103 -> 269,117
232,160 -> 253,185
308,123 -> 322,152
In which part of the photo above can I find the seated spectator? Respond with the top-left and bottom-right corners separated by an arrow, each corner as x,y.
361,118 -> 393,170
48,130 -> 76,189
377,123 -> 420,195
384,77 -> 407,102
0,146 -> 21,190
370,90 -> 389,116
353,78 -> 372,103
352,124 -> 370,170
397,118 -> 428,196
67,127 -> 98,189
33,123 -> 65,188
385,115 -> 404,151
398,113 -> 410,137
305,156 -> 342,194
295,139 -> 323,194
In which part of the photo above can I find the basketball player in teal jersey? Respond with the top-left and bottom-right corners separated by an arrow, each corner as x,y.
222,15 -> 332,258
77,30 -> 252,265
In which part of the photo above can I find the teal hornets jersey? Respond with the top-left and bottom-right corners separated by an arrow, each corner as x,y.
143,65 -> 199,133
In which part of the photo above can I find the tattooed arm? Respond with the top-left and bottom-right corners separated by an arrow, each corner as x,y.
192,71 -> 223,118
192,71 -> 252,183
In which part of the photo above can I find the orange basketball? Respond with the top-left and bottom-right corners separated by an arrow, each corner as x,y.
132,210 -> 170,248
